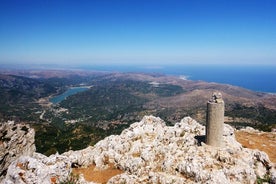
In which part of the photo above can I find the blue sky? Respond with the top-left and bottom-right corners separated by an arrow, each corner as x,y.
0,0 -> 276,66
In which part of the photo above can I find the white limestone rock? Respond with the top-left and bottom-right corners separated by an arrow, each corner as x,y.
3,153 -> 71,184
2,115 -> 276,184
0,122 -> 35,180
73,115 -> 275,183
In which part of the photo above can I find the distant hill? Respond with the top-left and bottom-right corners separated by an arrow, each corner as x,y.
0,70 -> 275,155
57,72 -> 276,128
0,74 -> 56,121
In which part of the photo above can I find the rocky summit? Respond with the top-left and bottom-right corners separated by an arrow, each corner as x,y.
1,116 -> 276,184
0,122 -> 35,181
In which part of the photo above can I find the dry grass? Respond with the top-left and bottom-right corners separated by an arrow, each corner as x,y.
72,163 -> 123,183
235,131 -> 276,163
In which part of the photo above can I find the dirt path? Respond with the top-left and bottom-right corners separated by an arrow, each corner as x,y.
235,130 -> 276,163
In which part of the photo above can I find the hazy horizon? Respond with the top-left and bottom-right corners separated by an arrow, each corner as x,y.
0,0 -> 276,66
1,62 -> 275,93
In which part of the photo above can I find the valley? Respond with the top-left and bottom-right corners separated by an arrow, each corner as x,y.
1,70 -> 276,155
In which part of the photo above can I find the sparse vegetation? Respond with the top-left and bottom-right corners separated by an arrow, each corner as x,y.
59,173 -> 79,184
226,103 -> 276,131
256,174 -> 271,184
1,71 -> 276,155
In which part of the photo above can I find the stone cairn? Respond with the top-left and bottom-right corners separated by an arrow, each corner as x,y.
206,92 -> 225,147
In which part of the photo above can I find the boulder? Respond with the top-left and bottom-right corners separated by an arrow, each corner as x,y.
0,122 -> 35,180
3,153 -> 71,184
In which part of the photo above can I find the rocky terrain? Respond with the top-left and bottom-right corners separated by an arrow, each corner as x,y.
0,122 -> 35,180
1,116 -> 276,184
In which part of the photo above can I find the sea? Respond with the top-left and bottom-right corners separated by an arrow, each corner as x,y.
80,65 -> 276,93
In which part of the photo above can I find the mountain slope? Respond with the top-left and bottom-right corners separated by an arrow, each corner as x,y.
0,74 -> 56,121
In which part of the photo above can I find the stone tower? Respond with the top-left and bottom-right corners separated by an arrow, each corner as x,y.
206,92 -> 225,147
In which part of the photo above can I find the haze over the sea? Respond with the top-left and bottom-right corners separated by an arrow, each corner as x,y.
73,64 -> 276,93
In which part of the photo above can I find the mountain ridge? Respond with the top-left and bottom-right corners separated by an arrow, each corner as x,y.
1,116 -> 276,183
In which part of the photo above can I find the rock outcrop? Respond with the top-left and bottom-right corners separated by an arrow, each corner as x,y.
0,122 -> 35,180
2,116 -> 276,184
3,153 -> 71,184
